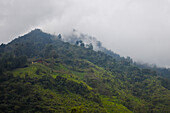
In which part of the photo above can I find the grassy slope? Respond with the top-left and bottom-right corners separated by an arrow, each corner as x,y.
9,61 -> 132,113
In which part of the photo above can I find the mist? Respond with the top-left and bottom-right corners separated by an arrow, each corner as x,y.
0,0 -> 170,67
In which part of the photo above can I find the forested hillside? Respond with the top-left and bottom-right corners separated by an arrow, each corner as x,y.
0,29 -> 170,113
63,30 -> 170,79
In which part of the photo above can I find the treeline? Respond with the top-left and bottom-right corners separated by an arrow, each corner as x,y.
0,53 -> 27,74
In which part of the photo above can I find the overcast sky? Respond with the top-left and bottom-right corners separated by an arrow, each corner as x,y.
0,0 -> 170,67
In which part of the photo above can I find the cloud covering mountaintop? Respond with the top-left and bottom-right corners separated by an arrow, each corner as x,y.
0,0 -> 170,67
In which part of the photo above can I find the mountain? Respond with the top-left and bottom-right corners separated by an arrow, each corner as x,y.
63,30 -> 170,79
0,29 -> 170,113
64,29 -> 170,92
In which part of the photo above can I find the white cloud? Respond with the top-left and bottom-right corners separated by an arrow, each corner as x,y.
0,0 -> 170,67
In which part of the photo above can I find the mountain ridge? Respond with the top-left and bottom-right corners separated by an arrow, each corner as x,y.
0,29 -> 170,113
62,29 -> 170,79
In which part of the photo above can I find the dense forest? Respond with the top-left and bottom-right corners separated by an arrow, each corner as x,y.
0,29 -> 170,113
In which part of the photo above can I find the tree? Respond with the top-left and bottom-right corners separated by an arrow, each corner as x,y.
49,50 -> 58,58
58,34 -> 62,39
86,43 -> 93,50
96,41 -> 102,48
80,43 -> 85,47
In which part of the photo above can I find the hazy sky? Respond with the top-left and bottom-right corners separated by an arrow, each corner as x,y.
0,0 -> 170,67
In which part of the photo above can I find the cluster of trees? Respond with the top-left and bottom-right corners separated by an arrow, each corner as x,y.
75,40 -> 93,50
0,70 -> 105,113
0,53 -> 27,74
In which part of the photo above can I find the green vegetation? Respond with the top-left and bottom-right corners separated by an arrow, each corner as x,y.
0,29 -> 170,113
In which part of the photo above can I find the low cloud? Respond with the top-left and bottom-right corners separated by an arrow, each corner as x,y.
0,0 -> 170,67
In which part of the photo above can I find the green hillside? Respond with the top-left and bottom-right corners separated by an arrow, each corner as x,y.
0,29 -> 170,113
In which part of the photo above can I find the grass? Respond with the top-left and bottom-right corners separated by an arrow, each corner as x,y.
101,96 -> 132,113
11,61 -> 133,113
13,63 -> 52,78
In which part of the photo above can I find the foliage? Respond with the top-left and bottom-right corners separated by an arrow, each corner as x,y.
0,53 -> 27,74
0,29 -> 170,113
